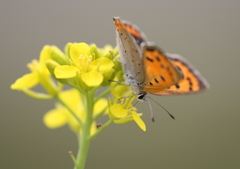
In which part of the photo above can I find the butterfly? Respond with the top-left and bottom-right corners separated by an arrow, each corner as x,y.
113,17 -> 209,121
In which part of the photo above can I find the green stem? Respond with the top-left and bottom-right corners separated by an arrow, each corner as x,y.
56,95 -> 83,127
74,90 -> 94,169
95,87 -> 111,103
68,81 -> 85,95
89,119 -> 113,141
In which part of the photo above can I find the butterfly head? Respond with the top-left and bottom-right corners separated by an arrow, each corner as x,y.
137,92 -> 147,101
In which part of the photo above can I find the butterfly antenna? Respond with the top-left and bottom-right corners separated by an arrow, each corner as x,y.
147,96 -> 175,120
132,100 -> 140,107
145,99 -> 155,122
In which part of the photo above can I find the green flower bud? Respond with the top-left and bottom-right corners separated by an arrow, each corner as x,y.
50,46 -> 69,65
45,60 -> 68,84
65,43 -> 72,58
113,55 -> 122,72
101,68 -> 115,87
90,44 -> 99,60
112,46 -> 119,56
115,69 -> 125,82
103,51 -> 113,60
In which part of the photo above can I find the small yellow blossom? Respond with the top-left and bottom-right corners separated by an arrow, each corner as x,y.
43,89 -> 108,135
11,46 -> 61,98
108,95 -> 146,131
54,43 -> 115,89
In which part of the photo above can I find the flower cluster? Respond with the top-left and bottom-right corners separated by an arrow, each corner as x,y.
11,43 -> 146,134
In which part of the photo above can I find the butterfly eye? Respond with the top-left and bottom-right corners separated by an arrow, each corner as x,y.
138,92 -> 146,100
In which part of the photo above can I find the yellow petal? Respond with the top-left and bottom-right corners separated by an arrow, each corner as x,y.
81,71 -> 103,87
43,108 -> 68,128
94,98 -> 108,115
113,114 -> 134,124
90,58 -> 114,71
54,65 -> 78,79
110,82 -> 130,98
70,43 -> 90,67
110,104 -> 128,118
11,72 -> 39,90
90,122 -> 97,135
39,46 -> 52,75
107,97 -> 115,120
132,111 -> 146,131
59,89 -> 81,111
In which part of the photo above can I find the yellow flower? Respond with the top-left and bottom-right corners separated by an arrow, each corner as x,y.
108,97 -> 146,131
43,89 -> 108,135
108,83 -> 146,131
10,46 -> 60,98
54,43 -> 114,89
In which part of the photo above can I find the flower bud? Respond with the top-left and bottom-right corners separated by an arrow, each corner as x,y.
90,44 -> 99,60
115,69 -> 125,82
103,51 -> 113,60
101,68 -> 115,87
45,60 -> 68,84
113,55 -> 122,72
65,43 -> 72,58
50,46 -> 69,65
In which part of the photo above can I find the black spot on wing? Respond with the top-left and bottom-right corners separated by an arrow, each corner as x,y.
156,56 -> 161,62
154,78 -> 159,84
160,75 -> 166,82
186,77 -> 193,91
175,84 -> 180,89
146,57 -> 154,62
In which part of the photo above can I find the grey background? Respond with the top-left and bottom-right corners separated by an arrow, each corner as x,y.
1,0 -> 240,169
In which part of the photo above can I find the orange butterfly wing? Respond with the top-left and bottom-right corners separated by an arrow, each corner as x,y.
153,53 -> 209,95
140,43 -> 183,93
121,20 -> 209,95
122,20 -> 148,46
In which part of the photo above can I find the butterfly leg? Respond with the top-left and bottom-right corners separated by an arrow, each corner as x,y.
118,93 -> 138,100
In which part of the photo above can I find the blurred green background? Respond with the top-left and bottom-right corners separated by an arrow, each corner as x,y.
1,0 -> 240,169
